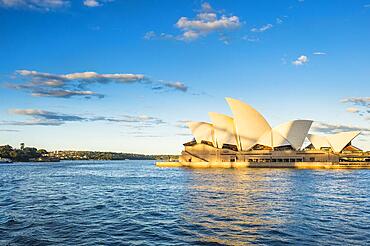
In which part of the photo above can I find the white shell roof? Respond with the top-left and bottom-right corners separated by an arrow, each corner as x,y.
307,134 -> 331,149
186,97 -> 360,152
308,131 -> 361,152
226,97 -> 271,151
326,131 -> 361,153
187,121 -> 215,146
274,120 -> 313,150
208,112 -> 237,148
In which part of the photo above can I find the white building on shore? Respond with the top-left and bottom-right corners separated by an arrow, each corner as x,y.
180,98 -> 368,165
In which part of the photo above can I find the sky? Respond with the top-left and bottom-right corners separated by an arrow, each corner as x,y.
0,0 -> 369,154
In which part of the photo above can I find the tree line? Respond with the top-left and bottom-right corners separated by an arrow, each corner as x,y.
0,145 -> 47,162
0,145 -> 178,162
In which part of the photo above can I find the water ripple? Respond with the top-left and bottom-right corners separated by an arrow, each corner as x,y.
0,161 -> 369,245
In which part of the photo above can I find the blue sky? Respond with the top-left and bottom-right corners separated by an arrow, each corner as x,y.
0,0 -> 369,154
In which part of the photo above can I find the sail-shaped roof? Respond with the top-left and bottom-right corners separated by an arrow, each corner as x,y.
326,131 -> 361,153
257,120 -> 312,150
257,130 -> 289,148
186,98 -> 360,153
274,120 -> 313,150
307,134 -> 330,149
187,122 -> 215,146
308,131 -> 360,152
226,97 -> 271,151
208,112 -> 237,148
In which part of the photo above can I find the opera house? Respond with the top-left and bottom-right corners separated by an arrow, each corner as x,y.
158,98 -> 370,168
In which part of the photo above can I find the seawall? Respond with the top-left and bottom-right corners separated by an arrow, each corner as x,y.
156,161 -> 370,169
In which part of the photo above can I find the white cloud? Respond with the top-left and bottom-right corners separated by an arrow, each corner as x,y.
162,81 -> 188,92
174,120 -> 190,129
0,0 -> 69,10
2,109 -> 166,127
276,18 -> 283,24
251,24 -> 273,33
176,15 -> 240,33
17,70 -> 145,83
201,2 -> 212,12
242,35 -> 259,42
181,30 -> 201,41
152,81 -> 188,92
83,0 -> 99,7
346,107 -> 360,113
65,71 -> 145,81
31,89 -> 104,99
311,122 -> 370,135
145,2 -> 241,42
176,13 -> 241,41
313,51 -> 326,55
83,0 -> 114,7
9,69 -> 188,98
144,31 -> 156,40
292,55 -> 308,65
341,97 -> 370,107
341,97 -> 370,120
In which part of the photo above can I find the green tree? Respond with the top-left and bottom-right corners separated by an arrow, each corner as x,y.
37,149 -> 48,155
0,145 -> 13,158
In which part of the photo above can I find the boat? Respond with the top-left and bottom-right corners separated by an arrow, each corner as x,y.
0,158 -> 12,163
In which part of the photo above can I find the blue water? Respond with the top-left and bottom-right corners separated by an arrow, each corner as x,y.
0,161 -> 369,245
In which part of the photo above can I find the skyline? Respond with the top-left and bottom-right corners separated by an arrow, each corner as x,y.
0,0 -> 369,154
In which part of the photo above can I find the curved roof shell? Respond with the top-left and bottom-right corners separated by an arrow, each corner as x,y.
257,120 -> 312,150
326,131 -> 361,153
274,120 -> 313,150
186,97 -> 360,153
226,97 -> 271,151
307,134 -> 331,149
208,112 -> 237,148
308,131 -> 361,152
257,130 -> 289,148
187,121 -> 215,146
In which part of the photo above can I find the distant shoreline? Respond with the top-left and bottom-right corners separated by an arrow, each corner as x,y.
0,144 -> 178,163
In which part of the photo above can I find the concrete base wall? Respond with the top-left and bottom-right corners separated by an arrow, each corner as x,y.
156,161 -> 370,169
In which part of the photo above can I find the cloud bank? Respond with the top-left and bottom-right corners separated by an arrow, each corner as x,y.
311,122 -> 370,135
7,70 -> 188,99
0,0 -> 114,9
341,97 -> 370,120
341,97 -> 370,108
0,0 -> 69,10
1,109 -> 165,127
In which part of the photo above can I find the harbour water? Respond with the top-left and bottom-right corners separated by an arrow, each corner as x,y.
1,160 -> 369,245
